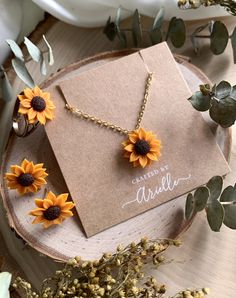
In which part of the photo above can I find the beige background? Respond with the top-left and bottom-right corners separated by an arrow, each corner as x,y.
0,15 -> 236,296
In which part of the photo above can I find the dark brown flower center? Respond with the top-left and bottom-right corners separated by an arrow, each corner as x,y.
43,206 -> 61,221
17,173 -> 34,186
31,96 -> 46,112
134,140 -> 150,155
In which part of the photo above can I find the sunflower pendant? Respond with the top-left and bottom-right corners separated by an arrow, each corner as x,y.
122,128 -> 162,168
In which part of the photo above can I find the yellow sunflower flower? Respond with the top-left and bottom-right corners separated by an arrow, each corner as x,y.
122,128 -> 162,168
5,159 -> 48,194
29,191 -> 75,228
18,86 -> 55,125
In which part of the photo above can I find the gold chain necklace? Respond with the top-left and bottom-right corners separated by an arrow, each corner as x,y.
65,72 -> 162,168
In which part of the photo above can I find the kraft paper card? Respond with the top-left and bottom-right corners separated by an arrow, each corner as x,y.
44,42 -> 230,237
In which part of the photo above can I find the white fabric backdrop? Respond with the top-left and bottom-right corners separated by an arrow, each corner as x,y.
0,0 -> 229,64
33,0 -> 229,27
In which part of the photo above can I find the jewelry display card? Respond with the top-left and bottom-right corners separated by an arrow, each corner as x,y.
44,42 -> 230,237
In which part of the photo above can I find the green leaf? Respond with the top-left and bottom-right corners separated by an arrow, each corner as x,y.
231,85 -> 236,100
6,39 -> 24,61
115,6 -> 122,25
43,35 -> 54,66
206,176 -> 223,201
114,7 -> 127,47
185,193 -> 194,220
231,27 -> 236,63
206,200 -> 225,232
103,17 -> 117,41
210,21 -> 229,55
167,17 -> 186,48
12,58 -> 35,88
150,28 -> 162,45
220,185 -> 236,229
40,58 -> 47,76
209,97 -> 236,127
194,186 -> 209,212
2,71 -> 13,102
24,37 -> 42,63
132,9 -> 142,47
117,29 -> 127,48
0,272 -> 11,298
188,91 -> 211,111
215,81 -> 232,99
152,7 -> 164,30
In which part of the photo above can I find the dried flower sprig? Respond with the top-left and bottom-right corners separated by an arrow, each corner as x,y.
185,176 -> 236,232
12,237 -> 209,298
178,0 -> 236,16
188,80 -> 236,127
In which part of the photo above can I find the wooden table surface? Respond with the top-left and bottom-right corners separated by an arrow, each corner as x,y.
1,15 -> 236,297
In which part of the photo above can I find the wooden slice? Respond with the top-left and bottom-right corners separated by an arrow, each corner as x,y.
0,51 -> 232,262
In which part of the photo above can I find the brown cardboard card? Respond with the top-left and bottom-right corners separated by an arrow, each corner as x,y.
44,42 -> 230,237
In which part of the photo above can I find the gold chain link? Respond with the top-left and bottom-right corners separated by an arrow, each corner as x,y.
65,72 -> 154,135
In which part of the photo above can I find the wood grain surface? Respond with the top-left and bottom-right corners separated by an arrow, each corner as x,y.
0,50 -> 231,263
0,15 -> 236,296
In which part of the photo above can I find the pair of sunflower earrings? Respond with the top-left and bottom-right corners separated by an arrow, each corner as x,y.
5,158 -> 75,229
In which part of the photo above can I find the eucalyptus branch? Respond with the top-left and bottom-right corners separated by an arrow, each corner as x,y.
185,176 -> 236,232
0,50 -> 48,76
103,7 -> 236,63
188,81 -> 236,127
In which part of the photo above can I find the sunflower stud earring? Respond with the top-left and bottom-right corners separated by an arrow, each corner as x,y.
29,191 -> 75,228
13,86 -> 56,137
5,159 -> 48,194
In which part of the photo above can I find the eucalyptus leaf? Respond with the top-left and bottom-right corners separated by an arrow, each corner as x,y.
43,35 -> 54,66
188,91 -> 211,111
231,27 -> 236,63
40,58 -> 47,75
220,185 -> 236,229
208,20 -> 214,34
209,97 -> 236,127
12,58 -> 35,88
206,176 -> 223,202
185,193 -> 194,220
0,74 -> 16,157
117,29 -> 127,48
206,200 -> 225,232
210,21 -> 229,55
231,85 -> 236,100
215,81 -> 232,99
167,17 -> 186,48
152,7 -> 164,30
150,28 -> 162,45
1,70 -> 13,102
6,39 -> 24,61
0,272 -> 11,298
103,17 -> 117,41
194,186 -> 209,211
24,37 -> 42,63
132,9 -> 142,47
116,6 -> 122,25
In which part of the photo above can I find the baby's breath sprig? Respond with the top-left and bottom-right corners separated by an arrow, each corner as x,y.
12,237 -> 209,298
178,0 -> 236,15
